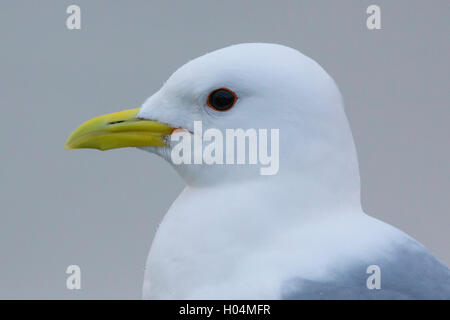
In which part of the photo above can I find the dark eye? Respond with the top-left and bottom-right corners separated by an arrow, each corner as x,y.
207,88 -> 237,111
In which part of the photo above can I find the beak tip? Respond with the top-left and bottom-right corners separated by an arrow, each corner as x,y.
64,139 -> 75,150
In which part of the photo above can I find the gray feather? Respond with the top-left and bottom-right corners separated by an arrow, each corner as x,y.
281,238 -> 450,300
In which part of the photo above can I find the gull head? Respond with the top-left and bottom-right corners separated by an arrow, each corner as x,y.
65,43 -> 360,202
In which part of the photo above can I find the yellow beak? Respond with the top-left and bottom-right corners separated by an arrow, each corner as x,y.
64,108 -> 174,151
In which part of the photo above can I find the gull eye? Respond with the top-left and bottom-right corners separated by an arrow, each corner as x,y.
207,88 -> 237,112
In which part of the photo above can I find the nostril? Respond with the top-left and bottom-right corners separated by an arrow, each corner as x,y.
107,120 -> 125,125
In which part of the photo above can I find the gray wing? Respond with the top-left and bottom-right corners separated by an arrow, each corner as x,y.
281,238 -> 450,300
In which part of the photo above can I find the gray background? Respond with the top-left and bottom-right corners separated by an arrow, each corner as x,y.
0,1 -> 448,299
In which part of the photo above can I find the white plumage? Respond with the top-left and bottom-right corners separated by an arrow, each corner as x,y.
135,43 -> 450,299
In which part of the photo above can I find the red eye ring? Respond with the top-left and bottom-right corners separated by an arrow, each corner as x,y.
206,88 -> 238,112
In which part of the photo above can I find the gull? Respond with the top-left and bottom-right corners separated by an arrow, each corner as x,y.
65,43 -> 450,299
